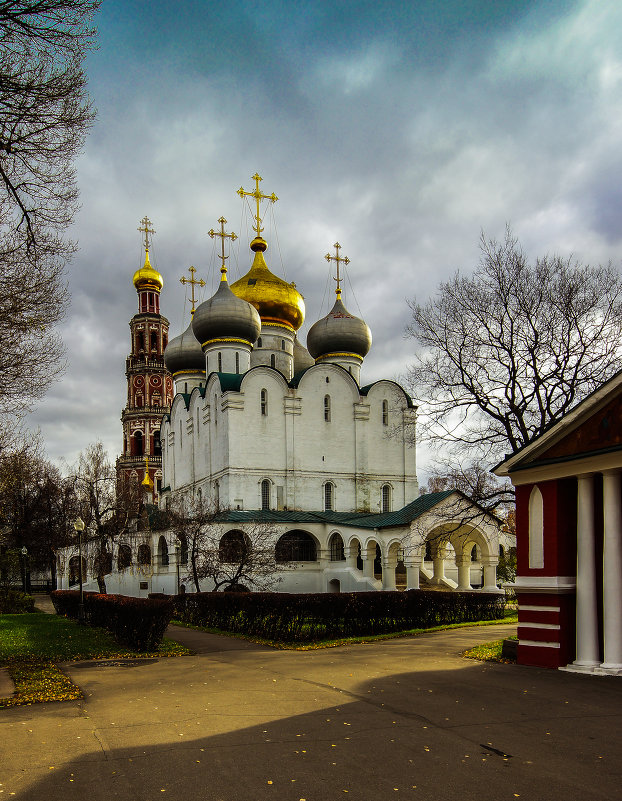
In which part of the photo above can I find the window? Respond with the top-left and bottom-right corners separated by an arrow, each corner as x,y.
158,536 -> 169,567
275,531 -> 317,562
381,484 -> 391,513
261,388 -> 268,416
281,339 -> 285,350
528,485 -> 544,568
117,544 -> 132,570
134,431 -> 143,456
153,431 -> 162,456
324,395 -> 331,422
235,352 -> 239,373
270,354 -> 276,368
177,535 -> 188,566
219,530 -> 249,563
214,481 -> 220,508
471,545 -> 479,562
137,544 -> 151,566
330,532 -> 345,561
150,331 -> 157,351
382,399 -> 388,426
218,352 -> 222,372
261,479 -> 270,510
324,482 -> 334,511
257,337 -> 262,347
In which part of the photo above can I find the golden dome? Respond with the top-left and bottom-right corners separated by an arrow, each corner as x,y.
133,250 -> 164,292
230,236 -> 305,331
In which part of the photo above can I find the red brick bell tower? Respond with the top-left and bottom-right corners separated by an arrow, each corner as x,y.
116,216 -> 173,503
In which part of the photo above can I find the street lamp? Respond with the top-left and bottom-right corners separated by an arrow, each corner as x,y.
175,542 -> 181,595
73,517 -> 85,622
20,546 -> 28,593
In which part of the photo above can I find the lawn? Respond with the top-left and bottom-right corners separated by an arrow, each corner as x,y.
463,635 -> 518,663
0,613 -> 191,708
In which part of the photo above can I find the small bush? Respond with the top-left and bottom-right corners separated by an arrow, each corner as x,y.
0,589 -> 35,614
51,590 -> 173,651
173,590 -> 505,642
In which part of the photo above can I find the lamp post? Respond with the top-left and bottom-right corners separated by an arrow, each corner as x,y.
20,546 -> 28,593
73,517 -> 85,622
175,542 -> 180,595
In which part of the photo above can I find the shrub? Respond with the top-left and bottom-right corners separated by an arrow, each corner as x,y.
0,588 -> 35,614
173,590 -> 505,642
50,590 -> 173,651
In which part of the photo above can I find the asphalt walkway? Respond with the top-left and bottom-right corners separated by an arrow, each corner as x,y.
2,619 -> 622,801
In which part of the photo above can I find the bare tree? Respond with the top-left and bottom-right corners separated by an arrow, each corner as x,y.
407,227 -> 622,461
168,494 -> 287,593
71,441 -> 137,592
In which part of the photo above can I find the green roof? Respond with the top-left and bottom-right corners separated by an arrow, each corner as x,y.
223,491 -> 455,530
215,372 -> 244,392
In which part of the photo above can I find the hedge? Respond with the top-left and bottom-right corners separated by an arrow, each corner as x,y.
50,591 -> 173,651
0,589 -> 35,614
171,590 -> 505,642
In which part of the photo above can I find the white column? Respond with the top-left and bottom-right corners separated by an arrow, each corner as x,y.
361,553 -> 374,580
432,546 -> 446,585
601,472 -> 622,671
405,557 -> 421,590
456,556 -> 472,590
573,474 -> 600,668
482,557 -> 499,592
382,559 -> 396,591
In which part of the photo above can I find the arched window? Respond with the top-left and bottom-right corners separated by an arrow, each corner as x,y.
117,544 -> 132,570
158,536 -> 169,567
150,331 -> 157,351
134,431 -> 143,456
324,395 -> 331,422
235,352 -> 239,373
219,530 -> 249,563
257,337 -> 262,347
528,485 -> 544,568
137,543 -> 151,566
381,484 -> 391,513
471,544 -> 479,562
218,352 -> 222,372
214,480 -> 220,509
137,332 -> 145,352
177,535 -> 188,565
329,532 -> 345,561
281,339 -> 285,350
153,430 -> 162,457
261,479 -> 270,510
324,482 -> 334,511
275,531 -> 317,562
382,399 -> 389,426
270,354 -> 276,368
196,408 -> 200,438
260,388 -> 268,416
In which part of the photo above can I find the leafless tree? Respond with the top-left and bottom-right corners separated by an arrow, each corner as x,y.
70,441 -> 138,592
168,494 -> 288,593
407,226 -> 622,461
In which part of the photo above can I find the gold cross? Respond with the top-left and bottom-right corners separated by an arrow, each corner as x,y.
138,215 -> 156,251
325,242 -> 350,298
180,266 -> 206,316
237,172 -> 278,237
208,216 -> 237,281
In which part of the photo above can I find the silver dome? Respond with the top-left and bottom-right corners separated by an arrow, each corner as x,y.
307,298 -> 372,360
164,321 -> 205,376
192,279 -> 261,348
293,335 -> 315,372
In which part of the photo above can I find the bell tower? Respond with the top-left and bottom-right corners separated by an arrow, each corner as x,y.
117,217 -> 173,503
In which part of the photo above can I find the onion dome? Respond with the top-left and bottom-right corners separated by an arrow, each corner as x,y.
133,249 -> 163,292
192,273 -> 261,348
230,236 -> 305,331
293,335 -> 314,372
307,297 -> 372,360
164,321 -> 205,376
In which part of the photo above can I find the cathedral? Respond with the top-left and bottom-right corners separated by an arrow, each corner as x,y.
58,175 -> 509,596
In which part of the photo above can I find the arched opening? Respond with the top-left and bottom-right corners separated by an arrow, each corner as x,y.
382,399 -> 388,426
471,544 -> 479,562
158,536 -> 169,567
235,352 -> 239,373
68,555 -> 86,586
133,431 -> 143,456
150,331 -> 158,351
499,544 -> 505,558
275,530 -> 317,562
373,543 -> 382,579
218,352 -> 222,371
324,394 -> 331,422
281,339 -> 285,350
261,479 -> 270,510
528,485 -> 544,569
219,530 -> 250,563
137,332 -> 145,353
270,353 -> 276,368
328,578 -> 341,593
177,534 -> 188,565
381,484 -> 391,513
324,481 -> 334,511
137,543 -> 151,566
260,388 -> 268,416
257,337 -> 262,347
329,532 -> 345,561
153,430 -> 162,457
117,543 -> 132,570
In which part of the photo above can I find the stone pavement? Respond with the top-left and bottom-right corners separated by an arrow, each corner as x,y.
2,621 -> 622,801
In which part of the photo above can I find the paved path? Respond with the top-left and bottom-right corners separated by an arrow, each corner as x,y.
2,621 -> 622,801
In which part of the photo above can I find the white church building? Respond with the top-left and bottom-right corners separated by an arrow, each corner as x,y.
58,176 -> 509,596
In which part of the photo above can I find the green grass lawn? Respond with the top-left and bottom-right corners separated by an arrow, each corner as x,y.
463,635 -> 518,663
0,613 -> 191,708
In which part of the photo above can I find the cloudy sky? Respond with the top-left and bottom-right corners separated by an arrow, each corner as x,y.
26,0 -> 622,478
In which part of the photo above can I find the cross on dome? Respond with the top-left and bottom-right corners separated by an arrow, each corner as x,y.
237,173 -> 278,237
138,215 -> 156,252
325,242 -> 350,298
208,216 -> 237,281
179,265 -> 205,316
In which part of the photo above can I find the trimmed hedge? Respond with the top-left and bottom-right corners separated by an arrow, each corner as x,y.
171,590 -> 505,642
0,589 -> 35,614
50,590 -> 173,651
